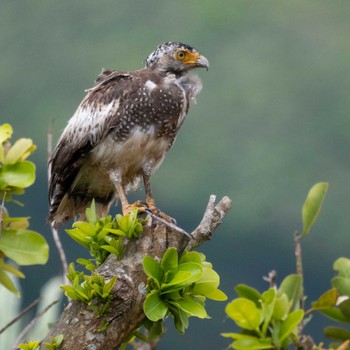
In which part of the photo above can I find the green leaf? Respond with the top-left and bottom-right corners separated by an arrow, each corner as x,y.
104,228 -> 127,236
302,182 -> 328,236
0,123 -> 13,143
235,284 -> 261,306
232,336 -> 273,349
0,229 -> 49,265
103,276 -> 117,296
192,267 -> 220,295
319,306 -> 349,323
144,290 -> 168,321
225,298 -> 263,330
65,228 -> 92,248
72,221 -> 97,236
221,332 -> 241,339
176,262 -> 203,284
85,199 -> 97,223
278,274 -> 303,312
191,267 -> 227,300
171,306 -> 189,334
332,276 -> 350,296
161,271 -> 192,293
261,288 -> 276,331
0,161 -> 36,188
161,247 -> 178,272
204,288 -> 228,301
334,258 -> 350,278
324,326 -> 350,341
117,215 -> 130,232
338,299 -> 350,321
0,269 -> 19,295
279,309 -> 304,343
272,294 -> 290,320
312,288 -> 338,310
4,138 -> 36,164
179,250 -> 203,264
170,297 -> 208,318
143,256 -> 163,285
0,260 -> 25,278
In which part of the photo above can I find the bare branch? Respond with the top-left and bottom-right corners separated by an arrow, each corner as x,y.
13,299 -> 59,349
187,195 -> 232,251
0,298 -> 40,335
0,191 -> 6,236
40,195 -> 232,350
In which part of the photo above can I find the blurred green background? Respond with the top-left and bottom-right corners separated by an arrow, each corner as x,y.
2,0 -> 350,348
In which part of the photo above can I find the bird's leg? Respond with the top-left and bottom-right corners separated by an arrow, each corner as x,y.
143,173 -> 156,212
110,171 -> 142,216
114,182 -> 131,215
142,173 -> 175,223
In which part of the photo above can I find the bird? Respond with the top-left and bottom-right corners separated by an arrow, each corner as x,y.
48,42 -> 209,225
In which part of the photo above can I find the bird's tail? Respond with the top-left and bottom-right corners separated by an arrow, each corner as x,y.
48,192 -> 115,226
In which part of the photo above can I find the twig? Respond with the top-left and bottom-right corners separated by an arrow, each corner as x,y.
145,209 -> 192,238
47,119 -> 54,164
47,122 -> 68,283
0,191 -> 6,236
0,298 -> 40,335
263,270 -> 277,288
294,231 -> 305,337
12,299 -> 59,349
51,224 -> 69,284
187,195 -> 232,251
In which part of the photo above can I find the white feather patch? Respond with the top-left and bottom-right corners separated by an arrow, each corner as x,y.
144,80 -> 157,91
61,99 -> 120,144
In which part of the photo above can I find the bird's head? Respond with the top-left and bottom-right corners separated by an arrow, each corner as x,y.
144,42 -> 209,74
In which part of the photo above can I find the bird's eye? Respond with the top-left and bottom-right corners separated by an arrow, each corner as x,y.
176,50 -> 187,60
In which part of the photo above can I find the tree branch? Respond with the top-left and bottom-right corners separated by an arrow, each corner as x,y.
40,195 -> 232,350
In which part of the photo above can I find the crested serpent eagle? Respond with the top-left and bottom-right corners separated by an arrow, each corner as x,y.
48,42 -> 209,225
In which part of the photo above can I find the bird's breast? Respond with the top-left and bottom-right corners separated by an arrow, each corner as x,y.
90,125 -> 169,183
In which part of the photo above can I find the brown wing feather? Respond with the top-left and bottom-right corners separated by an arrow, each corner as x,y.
48,71 -> 132,222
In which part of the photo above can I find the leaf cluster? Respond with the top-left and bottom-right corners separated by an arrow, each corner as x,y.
18,334 -> 64,350
312,257 -> 350,347
0,123 -> 36,202
222,182 -> 350,349
143,248 -> 227,334
0,123 -> 48,295
61,262 -> 117,316
66,202 -> 144,270
222,275 -> 304,349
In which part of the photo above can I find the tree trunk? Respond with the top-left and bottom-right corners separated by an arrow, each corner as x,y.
40,195 -> 232,350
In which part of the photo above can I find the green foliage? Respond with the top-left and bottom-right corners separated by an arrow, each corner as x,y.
0,124 -> 48,295
0,123 -> 36,202
222,182 -> 336,349
60,262 -> 116,316
222,275 -> 304,349
301,182 -> 328,237
42,334 -> 64,350
18,334 -> 64,350
66,201 -> 144,269
143,248 -> 227,334
310,257 -> 350,346
18,341 -> 40,350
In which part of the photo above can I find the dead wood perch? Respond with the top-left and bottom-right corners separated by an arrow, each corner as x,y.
40,195 -> 232,350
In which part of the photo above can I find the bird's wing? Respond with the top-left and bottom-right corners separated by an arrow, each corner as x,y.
48,70 -> 132,217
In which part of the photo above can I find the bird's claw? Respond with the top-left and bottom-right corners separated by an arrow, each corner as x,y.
123,201 -> 176,224
122,200 -> 148,216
